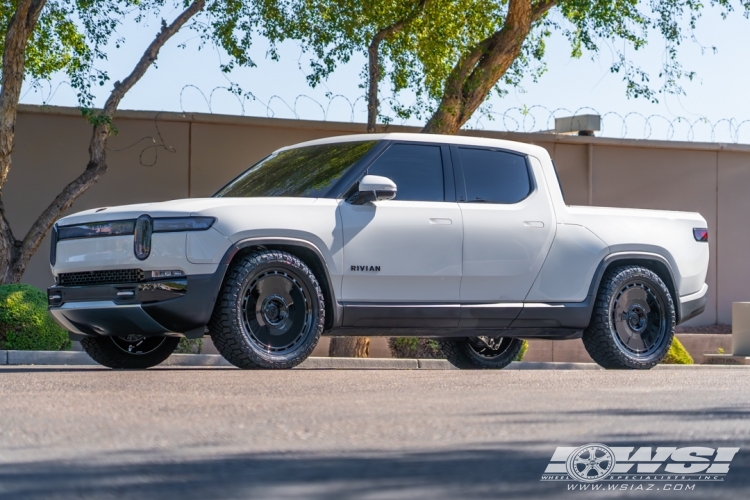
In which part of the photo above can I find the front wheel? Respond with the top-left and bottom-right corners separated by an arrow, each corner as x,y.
209,250 -> 325,369
80,335 -> 180,369
440,337 -> 524,369
583,265 -> 675,369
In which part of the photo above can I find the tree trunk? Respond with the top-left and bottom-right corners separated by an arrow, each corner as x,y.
329,337 -> 370,358
0,0 -> 47,283
366,36 -> 382,133
0,0 -> 205,284
366,0 -> 428,133
421,0 -> 556,135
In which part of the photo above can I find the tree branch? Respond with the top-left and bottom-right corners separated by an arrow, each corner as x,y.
422,0 -> 539,134
531,0 -> 557,22
367,0 -> 428,132
10,0 -> 206,281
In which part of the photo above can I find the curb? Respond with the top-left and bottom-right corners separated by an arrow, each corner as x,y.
1,350 -> 748,369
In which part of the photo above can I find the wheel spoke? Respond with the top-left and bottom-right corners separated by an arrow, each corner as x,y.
242,268 -> 313,354
611,280 -> 666,357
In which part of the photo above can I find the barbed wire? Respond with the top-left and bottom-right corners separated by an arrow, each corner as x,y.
175,86 -> 750,144
470,105 -> 750,144
20,79 -> 750,144
178,84 -> 368,122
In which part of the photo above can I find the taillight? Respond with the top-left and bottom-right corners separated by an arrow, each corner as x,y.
693,228 -> 708,242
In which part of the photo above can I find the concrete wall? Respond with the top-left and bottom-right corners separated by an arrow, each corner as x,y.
6,104 -> 750,325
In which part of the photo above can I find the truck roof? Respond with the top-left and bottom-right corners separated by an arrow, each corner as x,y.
277,132 -> 549,158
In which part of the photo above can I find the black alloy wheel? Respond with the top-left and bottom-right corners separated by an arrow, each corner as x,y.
440,336 -> 524,369
583,265 -> 675,369
80,334 -> 180,369
209,250 -> 325,369
241,268 -> 315,356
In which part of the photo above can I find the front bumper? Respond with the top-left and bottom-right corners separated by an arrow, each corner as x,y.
678,283 -> 709,324
48,274 -> 224,338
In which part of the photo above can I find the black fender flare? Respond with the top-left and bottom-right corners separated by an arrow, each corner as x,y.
215,236 -> 342,328
588,251 -> 682,323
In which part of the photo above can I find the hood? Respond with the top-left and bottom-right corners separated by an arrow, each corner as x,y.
56,197 -> 325,226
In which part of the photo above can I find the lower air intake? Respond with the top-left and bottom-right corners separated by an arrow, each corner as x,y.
59,269 -> 144,286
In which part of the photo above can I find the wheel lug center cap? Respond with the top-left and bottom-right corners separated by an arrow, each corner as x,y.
261,295 -> 288,326
626,305 -> 647,332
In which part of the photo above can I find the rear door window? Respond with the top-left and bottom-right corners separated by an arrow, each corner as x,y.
458,148 -> 531,204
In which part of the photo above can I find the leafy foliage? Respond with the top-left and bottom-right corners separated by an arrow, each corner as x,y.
176,337 -> 203,354
259,0 -> 750,127
661,337 -> 694,364
514,339 -> 528,361
388,337 -> 443,358
0,284 -> 70,351
0,1 -> 263,108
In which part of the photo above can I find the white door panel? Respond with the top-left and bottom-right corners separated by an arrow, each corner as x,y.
526,223 -> 609,302
340,201 -> 463,302
460,191 -> 555,301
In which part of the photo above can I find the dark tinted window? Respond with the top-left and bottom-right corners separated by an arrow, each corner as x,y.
458,148 -> 531,203
215,141 -> 377,198
367,144 -> 444,201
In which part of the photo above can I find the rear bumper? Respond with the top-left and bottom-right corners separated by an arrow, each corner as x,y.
678,283 -> 708,324
48,273 -> 224,338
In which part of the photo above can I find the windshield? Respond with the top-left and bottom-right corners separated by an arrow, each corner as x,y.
214,141 -> 377,198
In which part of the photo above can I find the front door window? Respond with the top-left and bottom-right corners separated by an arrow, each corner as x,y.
340,143 -> 462,306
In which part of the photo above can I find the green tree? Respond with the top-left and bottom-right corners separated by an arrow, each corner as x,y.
421,0 -> 736,134
0,1 -> 259,284
264,0 -> 748,135
261,0 -> 433,133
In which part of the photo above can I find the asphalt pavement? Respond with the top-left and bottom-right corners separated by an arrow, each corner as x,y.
0,366 -> 748,499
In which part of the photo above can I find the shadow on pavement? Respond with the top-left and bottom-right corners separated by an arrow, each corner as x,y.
0,444 -> 747,500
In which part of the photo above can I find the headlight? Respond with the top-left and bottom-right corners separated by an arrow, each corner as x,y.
134,215 -> 153,260
56,215 -> 217,261
57,217 -> 216,240
153,217 -> 216,232
57,220 -> 136,240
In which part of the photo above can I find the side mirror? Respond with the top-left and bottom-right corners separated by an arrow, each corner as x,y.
349,175 -> 397,205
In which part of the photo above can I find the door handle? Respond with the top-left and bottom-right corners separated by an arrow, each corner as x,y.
429,218 -> 452,225
523,221 -> 545,228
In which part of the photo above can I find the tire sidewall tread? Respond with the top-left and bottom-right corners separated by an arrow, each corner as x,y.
583,265 -> 676,370
209,250 -> 325,369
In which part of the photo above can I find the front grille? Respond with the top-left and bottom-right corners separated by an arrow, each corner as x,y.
59,269 -> 144,287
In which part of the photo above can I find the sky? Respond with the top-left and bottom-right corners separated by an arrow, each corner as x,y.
18,4 -> 750,144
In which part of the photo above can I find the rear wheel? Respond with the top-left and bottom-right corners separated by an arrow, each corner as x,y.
209,250 -> 325,369
80,335 -> 179,369
583,265 -> 675,369
440,336 -> 524,369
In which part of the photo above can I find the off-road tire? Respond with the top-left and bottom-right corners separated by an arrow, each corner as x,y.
583,265 -> 675,369
440,337 -> 524,369
80,335 -> 180,369
209,250 -> 325,369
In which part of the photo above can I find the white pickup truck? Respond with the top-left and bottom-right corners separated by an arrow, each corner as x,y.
47,133 -> 709,370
